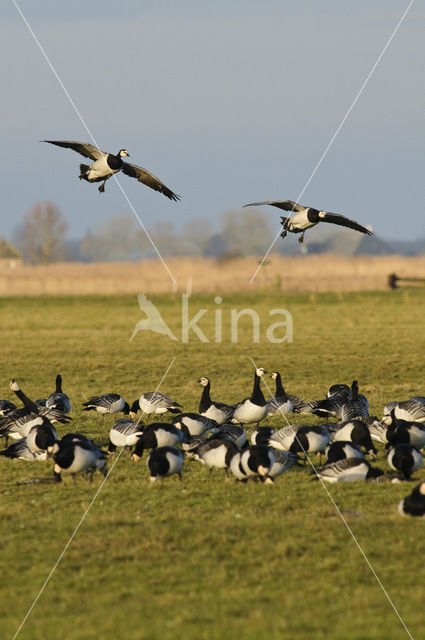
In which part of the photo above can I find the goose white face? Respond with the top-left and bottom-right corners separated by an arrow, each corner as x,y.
10,380 -> 20,391
198,377 -> 210,387
256,368 -> 267,377
48,442 -> 60,456
271,372 -> 278,380
119,149 -> 129,157
420,483 -> 425,496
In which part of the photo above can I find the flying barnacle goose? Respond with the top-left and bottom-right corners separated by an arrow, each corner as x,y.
398,481 -> 425,517
387,444 -> 423,481
232,367 -> 269,427
189,438 -> 240,474
146,447 -> 184,483
315,458 -> 384,483
171,413 -> 218,439
130,392 -> 182,418
198,377 -> 235,425
0,438 -> 47,461
108,419 -> 144,454
331,419 -> 377,458
229,445 -> 274,482
382,399 -> 425,424
82,394 -> 130,416
46,374 -> 71,414
42,140 -> 180,199
243,200 -> 372,244
268,372 -> 317,414
0,399 -> 16,416
385,410 -> 425,450
131,423 -> 185,461
325,441 -> 364,464
340,381 -> 369,422
49,437 -> 107,483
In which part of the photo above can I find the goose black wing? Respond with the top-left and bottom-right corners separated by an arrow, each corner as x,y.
243,200 -> 305,212
42,140 -> 104,161
320,212 -> 373,235
121,162 -> 180,201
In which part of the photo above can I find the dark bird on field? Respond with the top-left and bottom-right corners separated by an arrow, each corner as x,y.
42,140 -> 180,199
243,200 -> 372,244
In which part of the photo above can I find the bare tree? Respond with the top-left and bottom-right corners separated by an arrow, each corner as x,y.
80,215 -> 150,262
220,209 -> 274,256
15,202 -> 68,265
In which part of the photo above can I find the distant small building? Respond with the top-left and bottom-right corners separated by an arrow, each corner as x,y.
0,238 -> 23,269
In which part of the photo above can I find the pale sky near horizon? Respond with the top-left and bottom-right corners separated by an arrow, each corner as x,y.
1,1 -> 423,247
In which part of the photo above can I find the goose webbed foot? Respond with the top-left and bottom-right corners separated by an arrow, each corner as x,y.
280,230 -> 287,240
98,182 -> 106,193
298,232 -> 305,244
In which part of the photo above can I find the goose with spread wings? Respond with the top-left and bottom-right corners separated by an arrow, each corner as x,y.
244,200 -> 373,243
42,140 -> 180,199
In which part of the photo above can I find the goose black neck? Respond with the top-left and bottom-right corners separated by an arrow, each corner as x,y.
274,373 -> 286,396
13,387 -> 39,413
55,375 -> 62,393
199,382 -> 212,413
351,381 -> 359,400
251,372 -> 266,406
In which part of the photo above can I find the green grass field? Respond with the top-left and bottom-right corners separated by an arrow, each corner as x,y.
1,291 -> 425,640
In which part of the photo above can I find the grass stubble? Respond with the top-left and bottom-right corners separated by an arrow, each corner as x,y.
1,290 -> 425,640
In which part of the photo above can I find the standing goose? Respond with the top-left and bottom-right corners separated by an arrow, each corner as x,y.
325,441 -> 364,464
108,419 -> 144,454
229,445 -> 274,482
288,425 -> 332,460
340,381 -> 369,422
82,394 -> 130,416
130,392 -> 182,418
332,419 -> 377,458
46,374 -> 71,414
171,413 -> 218,439
268,372 -> 317,414
385,410 -> 425,450
232,367 -> 269,427
198,377 -> 235,425
243,200 -> 372,244
189,438 -> 240,474
266,450 -> 300,483
43,140 -> 180,198
146,447 -> 184,483
49,437 -> 107,482
131,423 -> 185,461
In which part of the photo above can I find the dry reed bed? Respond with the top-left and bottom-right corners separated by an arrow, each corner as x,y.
1,254 -> 425,295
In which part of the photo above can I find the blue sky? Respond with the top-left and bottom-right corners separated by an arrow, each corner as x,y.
1,1 -> 423,245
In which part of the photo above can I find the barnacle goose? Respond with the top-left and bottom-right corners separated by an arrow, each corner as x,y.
49,437 -> 107,482
268,425 -> 299,451
43,140 -> 180,199
0,438 -> 47,461
382,399 -> 425,425
387,444 -> 423,481
385,410 -> 425,450
327,384 -> 352,398
26,423 -> 58,454
131,423 -> 185,461
331,419 -> 377,458
189,438 -> 240,474
232,367 -> 269,427
46,374 -> 71,414
398,482 -> 425,517
251,426 -> 276,446
268,372 -> 317,414
340,381 -> 369,421
82,394 -> 130,415
287,425 -> 331,459
108,419 -> 144,454
209,425 -> 247,448
146,447 -> 184,483
172,413 -> 218,439
9,380 -> 71,425
244,200 -> 372,244
130,392 -> 182,417
266,450 -> 300,483
325,441 -> 364,464
315,458 -> 384,483
368,418 -> 388,444
0,399 -> 16,416
266,372 -> 293,415
229,445 -> 274,482
198,377 -> 235,425
313,386 -> 352,419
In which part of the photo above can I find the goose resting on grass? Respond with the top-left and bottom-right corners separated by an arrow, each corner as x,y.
244,200 -> 372,244
42,140 -> 180,199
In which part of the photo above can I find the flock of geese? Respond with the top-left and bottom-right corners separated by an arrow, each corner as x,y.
1,368 -> 425,517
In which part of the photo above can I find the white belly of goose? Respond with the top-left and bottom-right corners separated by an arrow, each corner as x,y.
87,156 -> 116,180
232,400 -> 268,425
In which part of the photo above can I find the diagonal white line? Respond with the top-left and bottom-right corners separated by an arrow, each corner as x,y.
250,0 -> 416,284
250,357 -> 413,639
13,0 -> 177,285
11,356 -> 177,640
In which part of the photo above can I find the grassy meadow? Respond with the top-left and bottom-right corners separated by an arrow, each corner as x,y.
1,290 -> 425,639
